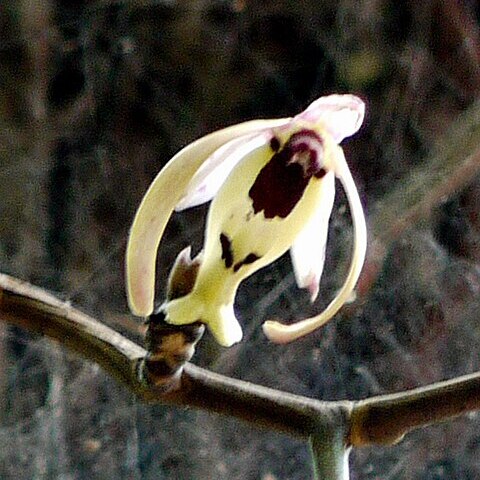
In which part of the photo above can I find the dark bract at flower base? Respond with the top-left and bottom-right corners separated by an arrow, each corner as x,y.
126,94 -> 367,347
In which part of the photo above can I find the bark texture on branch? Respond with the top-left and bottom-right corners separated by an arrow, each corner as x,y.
0,272 -> 478,449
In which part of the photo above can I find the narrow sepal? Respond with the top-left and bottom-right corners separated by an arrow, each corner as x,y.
263,146 -> 367,343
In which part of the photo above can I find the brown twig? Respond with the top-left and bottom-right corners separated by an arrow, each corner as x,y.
358,100 -> 480,297
0,272 -> 478,448
0,272 -> 348,438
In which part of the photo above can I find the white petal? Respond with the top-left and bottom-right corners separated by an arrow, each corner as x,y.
297,94 -> 365,143
263,146 -> 367,344
126,117 -> 290,317
289,171 -> 335,301
175,131 -> 274,211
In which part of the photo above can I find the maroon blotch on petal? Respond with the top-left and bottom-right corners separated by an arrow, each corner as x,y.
220,233 -> 234,268
249,130 -> 324,219
233,253 -> 261,272
315,167 -> 327,179
270,136 -> 281,152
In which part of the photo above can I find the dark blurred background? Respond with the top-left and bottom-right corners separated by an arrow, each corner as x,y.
0,0 -> 479,478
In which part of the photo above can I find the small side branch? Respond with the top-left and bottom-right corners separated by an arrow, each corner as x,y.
373,103 -> 480,245
358,101 -> 480,297
350,371 -> 480,446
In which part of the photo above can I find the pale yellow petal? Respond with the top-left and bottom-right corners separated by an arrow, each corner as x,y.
126,118 -> 290,317
289,171 -> 335,301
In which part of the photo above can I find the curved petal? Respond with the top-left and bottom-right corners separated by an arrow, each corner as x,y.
175,130 -> 275,211
126,117 -> 291,317
296,94 -> 365,143
263,146 -> 366,344
289,171 -> 335,301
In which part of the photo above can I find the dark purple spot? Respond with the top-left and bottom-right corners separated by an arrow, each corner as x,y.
233,253 -> 261,272
249,130 -> 324,219
270,136 -> 281,151
220,233 -> 233,268
243,253 -> 260,264
315,167 -> 327,179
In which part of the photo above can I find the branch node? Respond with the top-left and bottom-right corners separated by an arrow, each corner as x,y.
140,248 -> 205,390
141,311 -> 205,390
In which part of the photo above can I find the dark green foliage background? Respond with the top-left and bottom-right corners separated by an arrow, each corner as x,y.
0,1 -> 479,478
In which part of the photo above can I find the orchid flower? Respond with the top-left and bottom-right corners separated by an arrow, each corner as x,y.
126,94 -> 367,347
